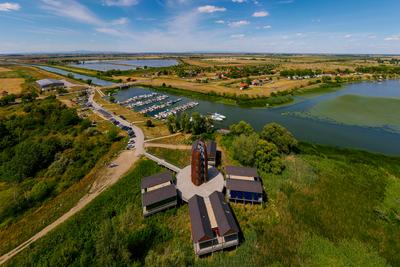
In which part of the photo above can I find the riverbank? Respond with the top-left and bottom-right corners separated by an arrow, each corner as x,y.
135,83 -> 294,108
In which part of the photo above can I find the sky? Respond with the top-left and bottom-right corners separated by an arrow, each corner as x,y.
0,0 -> 399,54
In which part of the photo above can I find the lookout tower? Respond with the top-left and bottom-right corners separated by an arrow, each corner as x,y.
191,140 -> 208,186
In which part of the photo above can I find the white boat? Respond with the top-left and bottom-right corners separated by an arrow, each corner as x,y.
209,112 -> 226,121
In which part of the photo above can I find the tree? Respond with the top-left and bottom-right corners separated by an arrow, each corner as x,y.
180,112 -> 191,133
191,112 -> 206,135
255,140 -> 284,174
166,114 -> 177,133
146,119 -> 154,127
260,123 -> 298,154
232,133 -> 259,166
86,79 -> 92,85
229,121 -> 254,136
107,128 -> 119,142
0,94 -> 16,106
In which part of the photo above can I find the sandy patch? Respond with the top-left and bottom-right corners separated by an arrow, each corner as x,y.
0,78 -> 25,94
0,67 -> 11,72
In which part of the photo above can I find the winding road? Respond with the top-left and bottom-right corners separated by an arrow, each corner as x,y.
0,88 -> 145,265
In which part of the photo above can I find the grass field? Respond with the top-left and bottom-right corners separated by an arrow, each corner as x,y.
307,94 -> 400,132
6,143 -> 400,266
146,147 -> 191,168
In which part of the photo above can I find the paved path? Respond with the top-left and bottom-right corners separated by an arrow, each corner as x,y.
0,88 -> 145,265
176,166 -> 224,202
0,150 -> 139,265
144,152 -> 181,173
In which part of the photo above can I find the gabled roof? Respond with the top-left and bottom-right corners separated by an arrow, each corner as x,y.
36,79 -> 64,87
209,191 -> 239,236
142,184 -> 177,206
226,178 -> 263,194
207,140 -> 217,158
225,166 -> 258,178
141,172 -> 173,189
188,195 -> 214,243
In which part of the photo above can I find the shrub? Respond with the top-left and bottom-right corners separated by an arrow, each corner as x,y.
260,123 -> 298,154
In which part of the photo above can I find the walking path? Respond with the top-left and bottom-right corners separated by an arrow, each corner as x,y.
144,132 -> 183,143
0,88 -> 145,265
144,152 -> 181,173
145,143 -> 191,150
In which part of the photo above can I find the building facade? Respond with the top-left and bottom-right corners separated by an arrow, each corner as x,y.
191,140 -> 208,186
225,166 -> 263,204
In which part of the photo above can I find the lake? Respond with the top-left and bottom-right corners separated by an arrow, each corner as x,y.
69,59 -> 179,71
115,80 -> 400,156
35,65 -> 115,86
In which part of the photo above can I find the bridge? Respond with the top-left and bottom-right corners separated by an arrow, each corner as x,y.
144,152 -> 181,173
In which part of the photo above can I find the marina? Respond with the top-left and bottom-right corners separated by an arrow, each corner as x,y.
139,98 -> 182,114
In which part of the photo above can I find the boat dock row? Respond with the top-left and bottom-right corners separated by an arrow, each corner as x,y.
129,95 -> 168,108
154,101 -> 199,120
139,98 -> 182,114
119,93 -> 158,105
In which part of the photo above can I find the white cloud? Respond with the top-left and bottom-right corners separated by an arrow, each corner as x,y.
231,34 -> 245,38
95,27 -> 128,37
344,34 -> 352,39
215,20 -> 225,24
0,2 -> 20,11
263,25 -> 272,29
232,0 -> 246,3
384,34 -> 400,41
41,0 -> 103,25
111,17 -> 129,25
103,0 -> 138,7
229,20 -> 250,27
252,11 -> 269,17
198,5 -> 226,13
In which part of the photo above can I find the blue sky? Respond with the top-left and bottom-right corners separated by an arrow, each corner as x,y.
0,0 -> 399,54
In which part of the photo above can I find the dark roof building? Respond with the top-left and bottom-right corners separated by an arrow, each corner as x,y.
141,172 -> 177,217
188,192 -> 239,256
225,166 -> 263,204
141,172 -> 173,190
206,140 -> 217,166
225,166 -> 258,179
209,191 -> 239,236
36,79 -> 65,91
188,195 -> 214,243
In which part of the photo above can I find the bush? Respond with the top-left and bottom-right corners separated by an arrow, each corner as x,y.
232,133 -> 259,166
229,121 -> 254,136
255,140 -> 284,174
260,123 -> 298,154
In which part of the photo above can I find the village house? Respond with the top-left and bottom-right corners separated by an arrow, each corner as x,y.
225,166 -> 263,204
188,191 -> 239,256
141,172 -> 178,217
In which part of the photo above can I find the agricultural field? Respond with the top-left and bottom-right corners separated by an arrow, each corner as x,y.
0,65 -> 81,94
304,95 -> 400,132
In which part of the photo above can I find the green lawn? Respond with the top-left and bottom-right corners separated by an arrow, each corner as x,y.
6,143 -> 400,266
308,94 -> 400,132
146,147 -> 191,168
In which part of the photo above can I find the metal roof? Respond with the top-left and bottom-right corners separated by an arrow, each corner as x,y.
209,191 -> 239,236
225,166 -> 258,178
142,184 -> 177,206
36,79 -> 64,87
188,195 -> 214,243
141,172 -> 173,189
226,178 -> 263,194
207,140 -> 217,158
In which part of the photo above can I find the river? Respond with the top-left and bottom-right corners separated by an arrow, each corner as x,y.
114,81 -> 400,156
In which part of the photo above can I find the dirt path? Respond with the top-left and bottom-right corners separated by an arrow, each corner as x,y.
0,150 -> 139,265
144,132 -> 183,143
145,143 -> 191,150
